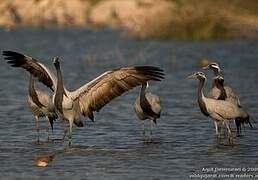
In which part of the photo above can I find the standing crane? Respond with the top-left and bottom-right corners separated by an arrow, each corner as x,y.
134,82 -> 162,137
3,51 -> 164,146
27,75 -> 58,142
188,72 -> 249,142
203,62 -> 253,135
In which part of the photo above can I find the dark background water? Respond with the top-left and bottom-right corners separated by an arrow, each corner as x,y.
0,27 -> 258,180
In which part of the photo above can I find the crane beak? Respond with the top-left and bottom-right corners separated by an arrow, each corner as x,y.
186,74 -> 196,79
202,65 -> 210,70
153,119 -> 157,125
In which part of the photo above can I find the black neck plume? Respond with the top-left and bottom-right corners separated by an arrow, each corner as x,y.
215,78 -> 227,100
197,78 -> 209,116
212,69 -> 220,87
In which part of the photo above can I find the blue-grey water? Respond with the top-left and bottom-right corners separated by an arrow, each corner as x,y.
0,27 -> 258,180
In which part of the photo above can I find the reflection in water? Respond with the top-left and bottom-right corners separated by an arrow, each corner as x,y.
34,154 -> 55,167
207,142 -> 239,155
33,140 -> 164,166
142,138 -> 162,145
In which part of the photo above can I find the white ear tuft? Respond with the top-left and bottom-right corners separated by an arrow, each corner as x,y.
211,64 -> 221,72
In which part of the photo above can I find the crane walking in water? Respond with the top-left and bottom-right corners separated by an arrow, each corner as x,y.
134,82 -> 161,138
3,51 -> 60,142
188,72 -> 249,143
3,51 -> 164,146
27,75 -> 58,142
203,62 -> 253,135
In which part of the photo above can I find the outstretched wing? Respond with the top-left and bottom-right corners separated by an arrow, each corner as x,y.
70,66 -> 164,121
2,50 -> 56,91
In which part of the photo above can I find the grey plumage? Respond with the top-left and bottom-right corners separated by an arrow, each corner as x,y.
134,82 -> 161,136
203,62 -> 252,134
188,72 -> 249,141
52,57 -> 164,145
27,75 -> 58,142
2,51 -> 84,127
2,51 -> 59,142
208,82 -> 240,106
204,62 -> 241,106
3,50 -> 164,146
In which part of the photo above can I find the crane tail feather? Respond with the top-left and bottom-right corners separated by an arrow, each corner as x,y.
235,114 -> 253,135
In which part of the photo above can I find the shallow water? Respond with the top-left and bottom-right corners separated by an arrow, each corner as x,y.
0,27 -> 258,179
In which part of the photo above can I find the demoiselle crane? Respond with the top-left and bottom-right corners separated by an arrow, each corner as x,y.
187,72 -> 249,142
27,75 -> 58,142
134,82 -> 161,137
3,51 -> 164,146
203,62 -> 253,134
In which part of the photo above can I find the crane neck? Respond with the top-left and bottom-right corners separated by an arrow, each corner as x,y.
215,78 -> 227,100
140,82 -> 148,105
197,78 -> 209,116
54,63 -> 66,114
28,75 -> 44,108
140,82 -> 148,108
139,82 -> 157,117
212,69 -> 221,87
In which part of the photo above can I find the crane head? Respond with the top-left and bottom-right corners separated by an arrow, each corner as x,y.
203,62 -> 221,72
187,72 -> 207,80
53,56 -> 60,66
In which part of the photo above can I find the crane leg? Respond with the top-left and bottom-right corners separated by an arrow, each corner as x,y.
214,121 -> 219,137
68,120 -> 73,147
225,121 -> 233,144
45,116 -> 51,141
141,121 -> 145,137
150,120 -> 153,136
60,119 -> 68,142
35,116 -> 40,143
213,120 -> 220,144
62,129 -> 68,141
225,121 -> 232,135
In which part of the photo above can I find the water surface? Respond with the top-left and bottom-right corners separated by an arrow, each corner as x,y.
0,28 -> 258,179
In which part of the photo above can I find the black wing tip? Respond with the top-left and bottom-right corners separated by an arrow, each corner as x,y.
134,66 -> 164,72
134,66 -> 165,81
2,50 -> 22,56
2,50 -> 26,61
2,50 -> 13,56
